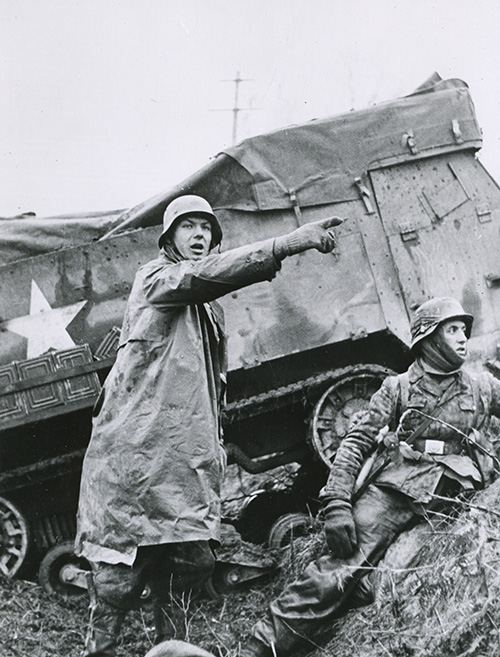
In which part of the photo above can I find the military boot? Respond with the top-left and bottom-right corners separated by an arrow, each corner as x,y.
152,592 -> 197,642
239,637 -> 273,657
153,601 -> 174,645
83,600 -> 125,657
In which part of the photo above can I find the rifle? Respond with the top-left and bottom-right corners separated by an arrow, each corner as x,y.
353,379 -> 457,501
354,405 -> 500,502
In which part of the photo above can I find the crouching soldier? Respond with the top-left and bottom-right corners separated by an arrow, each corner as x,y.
243,297 -> 500,657
75,194 -> 343,657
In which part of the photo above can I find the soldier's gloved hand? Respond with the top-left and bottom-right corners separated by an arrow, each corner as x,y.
274,216 -> 344,259
323,498 -> 357,558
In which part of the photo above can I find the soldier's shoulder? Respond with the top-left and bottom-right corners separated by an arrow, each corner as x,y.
373,374 -> 401,405
464,367 -> 497,395
142,253 -> 166,267
382,369 -> 412,393
136,254 -> 172,276
381,374 -> 399,392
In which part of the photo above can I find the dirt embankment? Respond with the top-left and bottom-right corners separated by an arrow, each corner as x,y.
313,477 -> 500,657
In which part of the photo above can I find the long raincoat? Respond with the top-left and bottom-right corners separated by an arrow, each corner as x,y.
76,239 -> 280,566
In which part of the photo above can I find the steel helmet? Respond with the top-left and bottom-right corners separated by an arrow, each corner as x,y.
144,639 -> 216,657
410,297 -> 473,349
158,195 -> 223,249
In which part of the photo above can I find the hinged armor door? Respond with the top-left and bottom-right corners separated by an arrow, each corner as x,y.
369,152 -> 500,340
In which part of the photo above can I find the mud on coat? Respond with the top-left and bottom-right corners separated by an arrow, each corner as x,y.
75,239 -> 281,566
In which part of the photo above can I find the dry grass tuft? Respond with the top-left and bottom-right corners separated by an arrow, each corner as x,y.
2,462 -> 500,656
309,477 -> 500,657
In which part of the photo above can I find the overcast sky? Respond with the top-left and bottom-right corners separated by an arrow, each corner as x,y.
2,0 -> 500,217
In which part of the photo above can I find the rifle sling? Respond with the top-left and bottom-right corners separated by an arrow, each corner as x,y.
353,377 -> 458,501
403,377 -> 457,447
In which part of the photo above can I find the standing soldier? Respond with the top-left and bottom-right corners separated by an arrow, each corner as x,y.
243,297 -> 500,657
75,194 -> 343,657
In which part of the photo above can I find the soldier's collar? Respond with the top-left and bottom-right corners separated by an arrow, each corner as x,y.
408,361 -> 425,384
409,360 -> 470,396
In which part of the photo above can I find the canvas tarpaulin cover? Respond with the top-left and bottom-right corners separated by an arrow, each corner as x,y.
218,78 -> 481,211
0,76 -> 482,260
0,210 -> 124,264
105,76 -> 482,237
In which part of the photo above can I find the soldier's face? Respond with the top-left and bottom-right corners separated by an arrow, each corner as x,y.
439,320 -> 468,359
172,216 -> 212,260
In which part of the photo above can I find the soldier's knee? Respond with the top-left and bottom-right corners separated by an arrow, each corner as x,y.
167,544 -> 215,592
196,547 -> 215,580
183,542 -> 215,578
93,563 -> 143,609
179,548 -> 214,589
349,573 -> 375,608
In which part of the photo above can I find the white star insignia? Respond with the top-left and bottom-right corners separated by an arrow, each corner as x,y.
0,281 -> 87,358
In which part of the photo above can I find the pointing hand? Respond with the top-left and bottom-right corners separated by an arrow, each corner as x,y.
274,216 -> 344,258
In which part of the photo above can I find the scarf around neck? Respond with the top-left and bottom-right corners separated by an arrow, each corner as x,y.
417,328 -> 466,375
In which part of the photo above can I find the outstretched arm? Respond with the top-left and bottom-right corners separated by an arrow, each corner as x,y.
143,216 -> 343,308
143,238 -> 279,307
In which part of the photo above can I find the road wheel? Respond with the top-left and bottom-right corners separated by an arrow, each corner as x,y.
204,563 -> 248,600
38,541 -> 90,598
0,496 -> 30,578
268,512 -> 314,549
310,365 -> 393,467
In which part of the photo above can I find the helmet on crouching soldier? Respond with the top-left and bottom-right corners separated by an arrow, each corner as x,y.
410,297 -> 473,350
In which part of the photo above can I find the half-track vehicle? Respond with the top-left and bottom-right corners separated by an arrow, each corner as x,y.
1,74 -> 499,594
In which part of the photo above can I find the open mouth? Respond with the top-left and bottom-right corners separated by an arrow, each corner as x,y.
190,242 -> 205,255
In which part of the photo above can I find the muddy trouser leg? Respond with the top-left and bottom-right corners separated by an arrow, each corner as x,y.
148,541 -> 215,643
251,485 -> 418,657
84,552 -> 152,657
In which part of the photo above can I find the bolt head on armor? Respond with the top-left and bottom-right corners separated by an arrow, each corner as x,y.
410,297 -> 473,349
159,195 -> 223,249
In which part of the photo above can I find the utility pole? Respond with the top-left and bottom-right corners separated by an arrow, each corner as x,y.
210,71 -> 257,145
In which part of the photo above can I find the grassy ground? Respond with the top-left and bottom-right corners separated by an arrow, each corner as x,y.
0,560 -> 280,657
312,477 -> 500,657
0,463 -> 299,657
2,468 -> 500,656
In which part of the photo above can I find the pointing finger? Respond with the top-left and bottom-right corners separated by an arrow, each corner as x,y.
320,216 -> 344,228
318,234 -> 335,253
